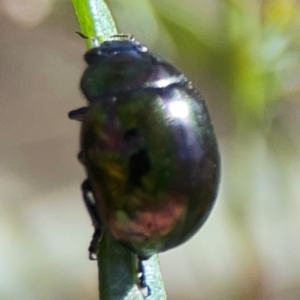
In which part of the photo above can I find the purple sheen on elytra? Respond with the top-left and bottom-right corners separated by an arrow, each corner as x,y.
71,36 -> 221,258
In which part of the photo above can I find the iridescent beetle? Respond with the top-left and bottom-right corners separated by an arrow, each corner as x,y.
69,35 -> 220,294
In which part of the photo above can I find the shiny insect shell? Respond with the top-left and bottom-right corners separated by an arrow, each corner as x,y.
69,36 -> 220,259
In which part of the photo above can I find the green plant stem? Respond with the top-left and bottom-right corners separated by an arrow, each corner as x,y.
70,1 -> 167,299
98,230 -> 166,300
71,0 -> 117,48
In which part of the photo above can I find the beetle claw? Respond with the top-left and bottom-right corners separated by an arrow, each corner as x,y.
138,258 -> 151,297
89,252 -> 98,261
88,228 -> 101,260
77,151 -> 85,165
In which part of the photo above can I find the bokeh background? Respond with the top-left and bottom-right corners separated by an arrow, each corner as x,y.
1,0 -> 300,299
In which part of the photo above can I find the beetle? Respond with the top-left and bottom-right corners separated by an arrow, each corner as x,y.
69,35 -> 220,294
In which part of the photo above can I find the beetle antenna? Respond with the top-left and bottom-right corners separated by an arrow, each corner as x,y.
75,31 -> 100,47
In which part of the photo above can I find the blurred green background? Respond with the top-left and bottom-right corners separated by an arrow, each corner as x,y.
1,0 -> 300,299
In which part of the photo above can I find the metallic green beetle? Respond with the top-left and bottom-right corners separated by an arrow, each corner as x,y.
69,35 -> 220,290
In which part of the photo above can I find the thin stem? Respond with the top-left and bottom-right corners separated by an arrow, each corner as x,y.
70,1 -> 167,299
98,231 -> 166,300
71,0 -> 117,48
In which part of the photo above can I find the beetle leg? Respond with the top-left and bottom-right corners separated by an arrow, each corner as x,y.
77,151 -> 85,165
68,106 -> 88,121
138,257 -> 151,297
81,179 -> 102,260
88,228 -> 101,260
